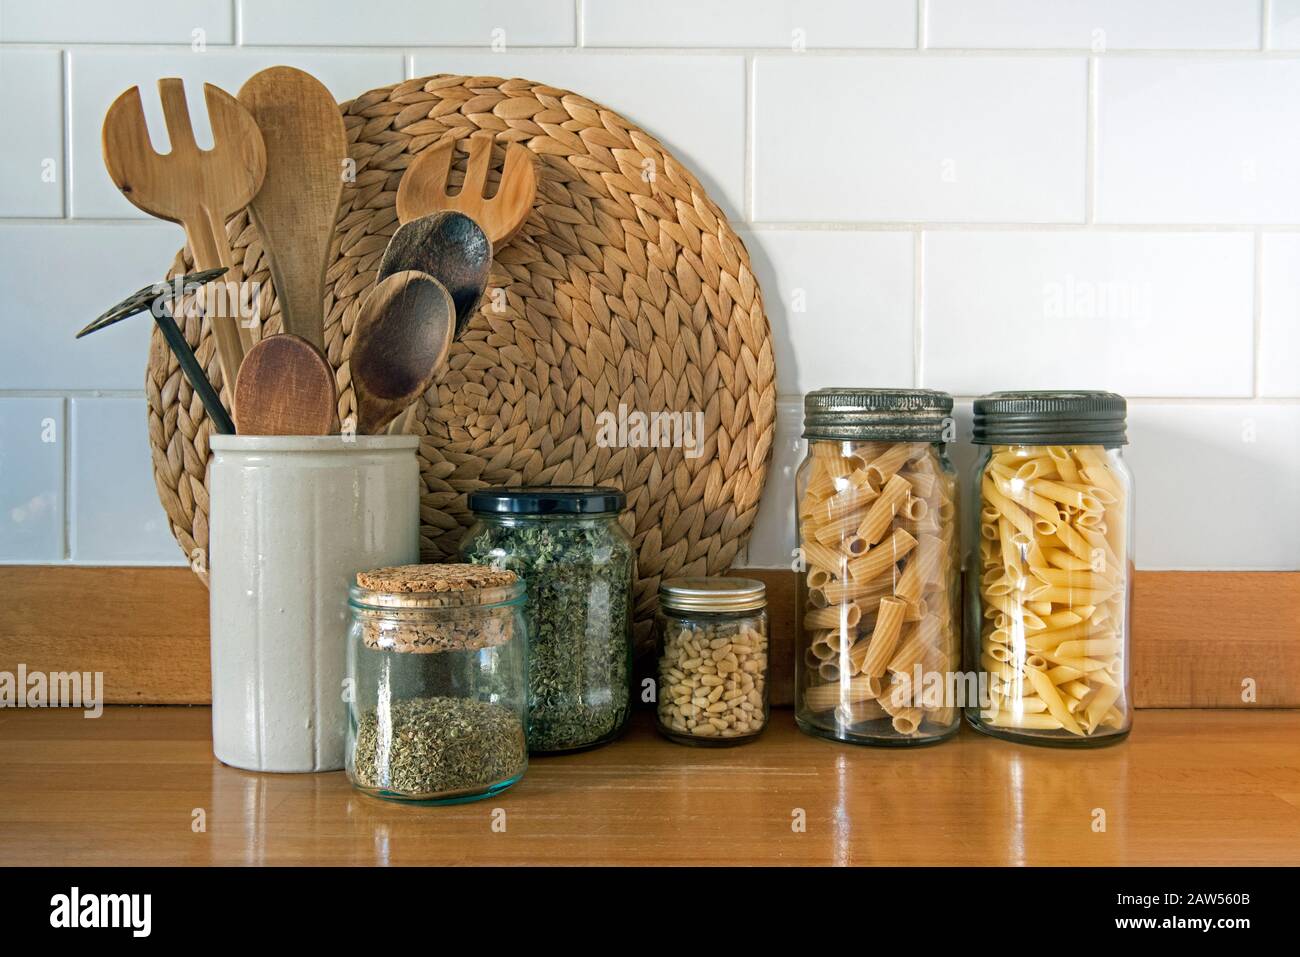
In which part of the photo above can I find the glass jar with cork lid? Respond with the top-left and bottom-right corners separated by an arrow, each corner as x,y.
654,577 -> 769,746
345,564 -> 529,804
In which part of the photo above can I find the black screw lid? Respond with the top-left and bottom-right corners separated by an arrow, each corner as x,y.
802,388 -> 953,442
973,391 -> 1127,447
467,485 -> 626,515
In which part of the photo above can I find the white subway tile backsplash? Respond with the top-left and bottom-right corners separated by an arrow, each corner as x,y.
0,398 -> 64,562
1267,0 -> 1300,48
69,49 -> 404,218
0,222 -> 188,391
753,57 -> 1086,223
1124,402 -> 1300,569
1097,59 -> 1300,224
927,0 -> 1261,50
0,0 -> 234,44
0,49 -> 63,217
742,229 -> 913,394
583,0 -> 916,49
743,400 -> 802,568
922,231 -> 1255,397
410,51 -> 746,217
69,397 -> 184,564
240,0 -> 574,46
1259,235 -> 1300,398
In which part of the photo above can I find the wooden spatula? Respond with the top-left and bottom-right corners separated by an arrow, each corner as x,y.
378,211 -> 490,339
395,133 -> 536,245
102,79 -> 265,389
233,334 -> 337,436
350,271 -> 455,435
237,66 -> 347,353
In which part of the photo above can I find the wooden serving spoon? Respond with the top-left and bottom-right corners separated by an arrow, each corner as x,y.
377,211 -> 490,339
233,334 -> 337,436
349,271 -> 455,435
237,66 -> 347,352
395,133 -> 536,245
102,79 -> 265,388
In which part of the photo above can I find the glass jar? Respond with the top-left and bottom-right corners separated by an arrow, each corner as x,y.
794,388 -> 962,746
655,577 -> 769,746
460,486 -> 635,754
966,391 -> 1133,747
345,564 -> 529,804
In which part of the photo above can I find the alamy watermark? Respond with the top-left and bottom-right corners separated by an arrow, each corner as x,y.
0,665 -> 103,718
594,403 -> 706,459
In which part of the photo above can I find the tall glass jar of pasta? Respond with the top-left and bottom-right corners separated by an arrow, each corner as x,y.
965,391 -> 1133,747
794,389 -> 962,746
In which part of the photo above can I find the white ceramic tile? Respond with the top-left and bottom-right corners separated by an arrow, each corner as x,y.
741,229 -> 913,394
1097,59 -> 1300,224
0,0 -> 234,44
927,0 -> 1260,50
0,49 -> 64,217
922,231 -> 1255,397
69,49 -> 404,218
239,0 -> 574,46
584,0 -> 916,48
70,397 -> 184,564
1124,402 -> 1300,569
1267,0 -> 1300,48
753,57 -> 1086,223
0,223 -> 187,391
1260,234 -> 1300,397
411,51 -> 745,216
743,400 -> 803,568
0,398 -> 65,562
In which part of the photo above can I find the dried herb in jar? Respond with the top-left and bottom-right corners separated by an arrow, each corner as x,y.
463,517 -> 633,753
350,696 -> 526,798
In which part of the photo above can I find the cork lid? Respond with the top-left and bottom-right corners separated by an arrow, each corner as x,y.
351,563 -> 523,611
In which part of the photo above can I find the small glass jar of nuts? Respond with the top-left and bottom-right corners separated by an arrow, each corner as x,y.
654,577 -> 769,746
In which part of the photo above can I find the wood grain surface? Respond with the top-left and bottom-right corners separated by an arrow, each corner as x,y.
1,567 -> 1296,708
0,707 -> 1296,866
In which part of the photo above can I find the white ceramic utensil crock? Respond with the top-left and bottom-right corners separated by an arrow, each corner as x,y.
208,435 -> 419,772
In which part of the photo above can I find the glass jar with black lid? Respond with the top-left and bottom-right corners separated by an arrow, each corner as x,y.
966,391 -> 1133,747
794,388 -> 962,745
460,486 -> 635,753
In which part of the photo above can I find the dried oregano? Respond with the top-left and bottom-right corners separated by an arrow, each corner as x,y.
350,696 -> 526,798
463,519 -> 633,752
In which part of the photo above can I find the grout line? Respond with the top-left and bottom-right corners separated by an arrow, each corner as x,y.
1263,0 -> 1272,50
575,0 -> 584,47
744,56 -> 755,222
404,52 -> 415,80
233,0 -> 242,46
1086,56 -> 1098,223
60,396 -> 70,561
4,41 -> 1300,57
61,49 -> 73,218
768,394 -> 1300,405
0,390 -> 147,399
912,231 -> 924,387
1253,230 -> 1265,398
917,0 -> 928,49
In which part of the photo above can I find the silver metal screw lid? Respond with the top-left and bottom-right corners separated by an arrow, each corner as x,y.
658,577 -> 766,613
802,388 -> 953,442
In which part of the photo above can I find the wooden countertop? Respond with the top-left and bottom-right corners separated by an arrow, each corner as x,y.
1,707 -> 1297,866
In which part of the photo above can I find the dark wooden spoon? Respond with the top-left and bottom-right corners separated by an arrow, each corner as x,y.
350,270 -> 455,435
377,211 -> 490,338
233,334 -> 337,435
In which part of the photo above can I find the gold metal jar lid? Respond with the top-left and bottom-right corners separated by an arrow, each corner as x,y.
659,577 -> 766,613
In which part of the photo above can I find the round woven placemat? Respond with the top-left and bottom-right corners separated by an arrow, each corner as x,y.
146,73 -> 776,650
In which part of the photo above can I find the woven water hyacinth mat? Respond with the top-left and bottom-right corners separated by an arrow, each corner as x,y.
146,73 -> 776,648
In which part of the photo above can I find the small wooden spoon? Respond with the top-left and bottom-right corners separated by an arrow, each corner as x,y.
350,271 -> 455,435
378,211 -> 490,339
233,334 -> 337,436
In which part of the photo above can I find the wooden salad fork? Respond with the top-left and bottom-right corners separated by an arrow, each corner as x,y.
395,132 -> 536,245
102,78 -> 266,389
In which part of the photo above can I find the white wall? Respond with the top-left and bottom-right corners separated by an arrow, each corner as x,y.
0,0 -> 1296,570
